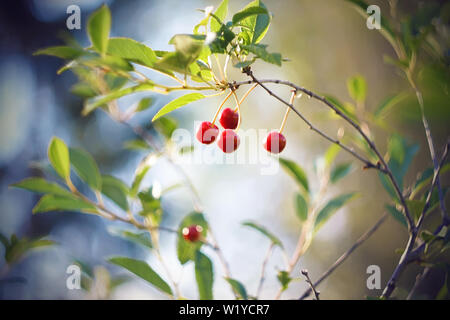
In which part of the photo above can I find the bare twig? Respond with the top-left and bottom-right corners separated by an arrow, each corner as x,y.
299,212 -> 388,300
301,269 -> 320,300
256,243 -> 275,298
381,140 -> 449,299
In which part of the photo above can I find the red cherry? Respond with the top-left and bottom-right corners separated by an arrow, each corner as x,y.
217,129 -> 240,153
196,121 -> 219,144
219,108 -> 239,129
182,225 -> 203,242
264,131 -> 286,154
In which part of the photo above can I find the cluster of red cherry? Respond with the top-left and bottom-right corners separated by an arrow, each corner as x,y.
196,93 -> 287,154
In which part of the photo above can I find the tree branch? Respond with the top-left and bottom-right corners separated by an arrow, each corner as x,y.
301,269 -> 320,300
299,212 -> 388,300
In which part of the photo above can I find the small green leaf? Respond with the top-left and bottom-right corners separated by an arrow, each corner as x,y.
87,4 -> 111,55
11,178 -> 72,197
277,270 -> 292,291
154,116 -> 178,139
33,46 -> 84,60
69,147 -> 102,190
347,75 -> 367,103
406,199 -> 426,221
136,97 -> 154,112
109,257 -> 172,296
232,6 -> 268,25
388,134 -> 405,163
386,134 -> 419,190
237,0 -> 271,44
177,212 -> 208,264
225,278 -> 248,300
295,193 -> 308,222
330,163 -> 353,184
32,194 -> 97,214
324,144 -> 341,168
107,227 -> 152,249
385,205 -> 407,228
48,137 -> 70,180
322,94 -> 359,123
374,92 -> 409,119
152,93 -> 206,122
106,38 -> 157,68
315,193 -> 358,231
83,83 -> 155,115
123,139 -> 151,151
279,158 -> 309,193
101,175 -> 129,211
194,251 -> 214,300
242,221 -> 283,247
130,165 -> 150,198
241,44 -> 281,66
211,0 -> 229,32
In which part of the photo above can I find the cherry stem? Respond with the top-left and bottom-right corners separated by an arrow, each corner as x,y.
233,83 -> 259,113
279,90 -> 296,134
211,90 -> 234,125
231,90 -> 242,130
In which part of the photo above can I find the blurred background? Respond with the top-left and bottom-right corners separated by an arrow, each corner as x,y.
0,0 -> 449,300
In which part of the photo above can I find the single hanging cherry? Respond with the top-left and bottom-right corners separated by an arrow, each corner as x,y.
264,131 -> 286,154
196,121 -> 219,144
218,129 -> 240,153
182,225 -> 203,242
219,108 -> 239,129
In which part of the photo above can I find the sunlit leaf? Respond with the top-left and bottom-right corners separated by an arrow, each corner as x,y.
48,137 -> 70,180
33,46 -> 84,60
211,0 -> 229,33
232,6 -> 268,25
152,93 -> 206,122
347,75 -> 367,103
109,257 -> 172,295
237,0 -> 271,44
106,37 -> 157,67
87,4 -> 111,55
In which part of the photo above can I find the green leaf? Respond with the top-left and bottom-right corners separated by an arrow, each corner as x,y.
237,0 -> 271,44
48,137 -> 70,180
211,0 -> 229,33
324,144 -> 341,168
242,221 -> 283,247
69,147 -> 102,190
194,251 -> 214,300
386,134 -> 419,190
106,38 -> 157,68
33,46 -> 84,60
5,236 -> 55,264
388,134 -> 405,164
11,178 -> 72,197
123,139 -> 151,151
330,163 -> 353,184
406,199 -> 426,221
169,34 -> 205,65
109,257 -> 172,296
374,92 -> 409,119
314,193 -> 358,232
101,175 -> 129,211
294,193 -> 308,222
241,44 -> 281,66
323,94 -> 359,123
83,83 -> 155,116
154,116 -> 178,139
225,278 -> 248,300
177,212 -> 208,264
232,6 -> 268,25
136,97 -> 154,112
107,227 -> 152,249
279,158 -> 309,193
347,75 -> 367,103
385,205 -> 407,228
152,93 -> 206,122
277,270 -> 292,291
32,194 -> 97,214
87,4 -> 111,55
130,166 -> 150,198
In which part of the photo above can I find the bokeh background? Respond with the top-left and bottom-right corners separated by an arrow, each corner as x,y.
0,0 -> 449,299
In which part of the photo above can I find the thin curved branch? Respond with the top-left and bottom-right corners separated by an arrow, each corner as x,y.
299,212 -> 388,300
